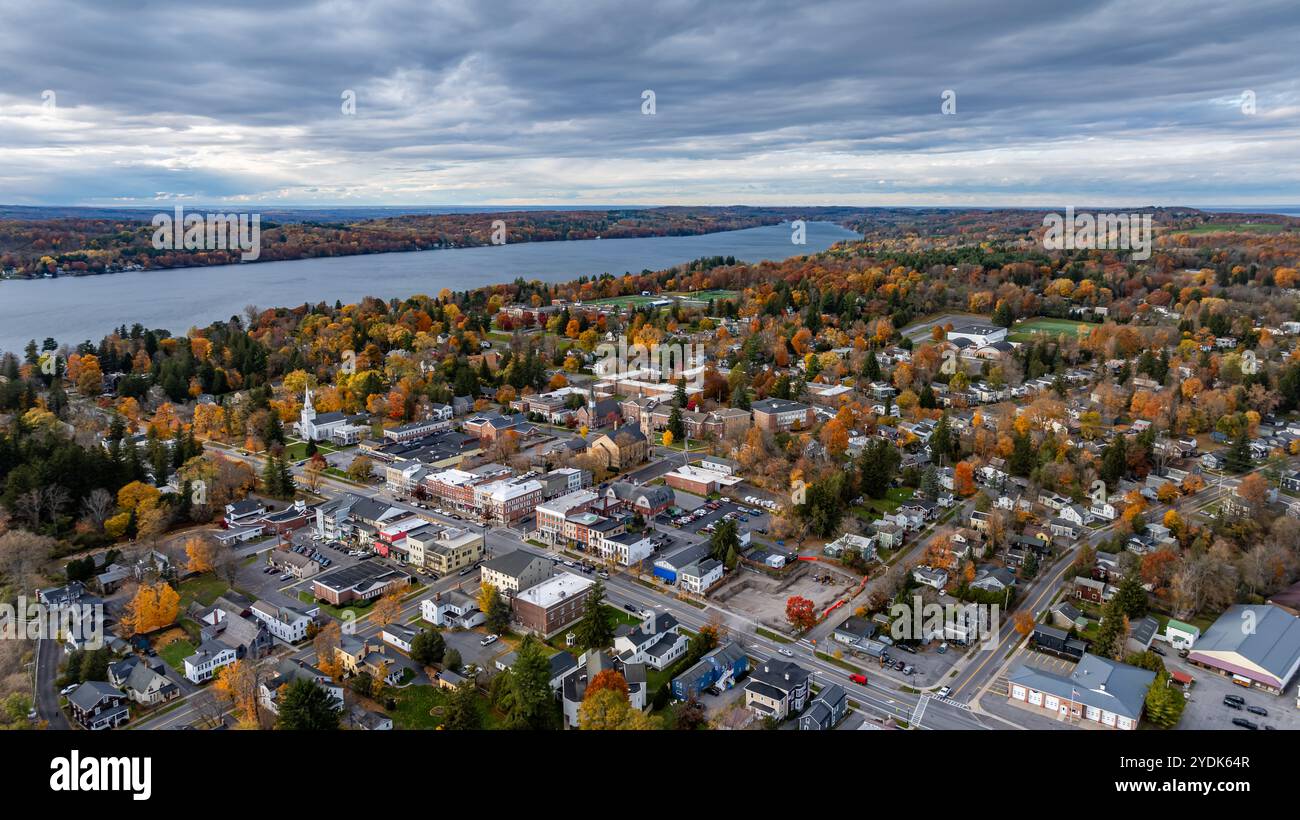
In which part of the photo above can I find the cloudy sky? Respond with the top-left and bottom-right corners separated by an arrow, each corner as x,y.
1,0 -> 1298,208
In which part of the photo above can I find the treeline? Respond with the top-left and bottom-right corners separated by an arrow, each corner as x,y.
0,206 -> 869,277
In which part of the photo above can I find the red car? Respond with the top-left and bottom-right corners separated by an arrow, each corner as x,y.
849,673 -> 868,685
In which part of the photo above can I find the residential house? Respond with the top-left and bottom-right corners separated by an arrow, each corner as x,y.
182,638 -> 239,684
671,640 -> 749,700
66,681 -> 131,730
799,683 -> 848,730
745,658 -> 811,720
249,601 -> 315,643
421,590 -> 486,629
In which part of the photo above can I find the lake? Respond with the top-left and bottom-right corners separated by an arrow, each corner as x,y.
0,221 -> 858,354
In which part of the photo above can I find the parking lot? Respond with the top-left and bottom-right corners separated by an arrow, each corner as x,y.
1166,655 -> 1300,731
658,498 -> 771,538
235,527 -> 368,603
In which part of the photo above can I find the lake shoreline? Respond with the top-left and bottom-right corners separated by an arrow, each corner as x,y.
0,218 -> 826,285
0,221 -> 860,354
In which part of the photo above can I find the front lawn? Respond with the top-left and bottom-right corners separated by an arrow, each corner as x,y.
158,638 -> 195,670
298,590 -> 371,621
175,574 -> 230,609
854,487 -> 914,520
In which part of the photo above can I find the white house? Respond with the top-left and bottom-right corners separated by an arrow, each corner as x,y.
420,591 -> 485,628
678,558 -> 724,595
249,601 -> 315,643
1089,500 -> 1117,521
381,624 -> 418,654
182,639 -> 238,684
1164,619 -> 1201,650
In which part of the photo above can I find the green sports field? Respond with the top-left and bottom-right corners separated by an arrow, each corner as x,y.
1008,317 -> 1091,342
674,289 -> 738,302
581,294 -> 667,308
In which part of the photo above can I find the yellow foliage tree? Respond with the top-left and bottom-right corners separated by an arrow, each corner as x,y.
120,582 -> 180,635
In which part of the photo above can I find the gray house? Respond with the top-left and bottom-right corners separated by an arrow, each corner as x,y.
799,683 -> 847,730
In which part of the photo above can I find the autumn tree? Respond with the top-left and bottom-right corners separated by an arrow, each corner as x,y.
184,535 -> 220,574
953,461 -> 976,497
119,581 -> 180,635
213,659 -> 261,729
578,686 -> 655,730
786,595 -> 817,632
370,590 -> 403,627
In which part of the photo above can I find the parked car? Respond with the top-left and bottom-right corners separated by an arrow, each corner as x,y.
60,684 -> 79,696
279,574 -> 292,581
903,665 -> 915,675
1231,718 -> 1259,730
1222,697 -> 1244,710
1247,705 -> 1268,716
937,642 -> 948,654
458,566 -> 474,576
894,660 -> 906,671
1223,693 -> 1245,705
479,634 -> 499,647
1151,645 -> 1166,656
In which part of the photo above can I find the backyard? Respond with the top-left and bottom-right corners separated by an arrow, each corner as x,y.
383,683 -> 505,729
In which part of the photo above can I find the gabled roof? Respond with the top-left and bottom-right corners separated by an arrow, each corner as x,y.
1189,605 -> 1300,683
482,549 -> 549,579
1008,653 -> 1155,721
67,680 -> 125,710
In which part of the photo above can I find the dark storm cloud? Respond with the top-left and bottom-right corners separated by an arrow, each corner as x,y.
0,0 -> 1297,205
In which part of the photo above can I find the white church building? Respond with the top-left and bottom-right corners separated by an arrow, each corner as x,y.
295,387 -> 367,444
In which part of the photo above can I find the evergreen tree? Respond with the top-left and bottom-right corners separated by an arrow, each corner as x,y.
730,382 -> 750,411
668,405 -> 686,440
574,581 -> 613,650
410,629 -> 446,666
1226,428 -> 1252,473
485,587 -> 511,634
443,679 -> 483,730
1100,435 -> 1128,487
277,678 -> 342,730
862,352 -> 881,382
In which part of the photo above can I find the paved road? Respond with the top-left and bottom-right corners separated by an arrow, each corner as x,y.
950,467 -> 1256,708
492,528 -> 988,730
34,638 -> 70,729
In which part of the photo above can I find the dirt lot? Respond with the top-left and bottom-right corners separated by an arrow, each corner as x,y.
714,564 -> 856,631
